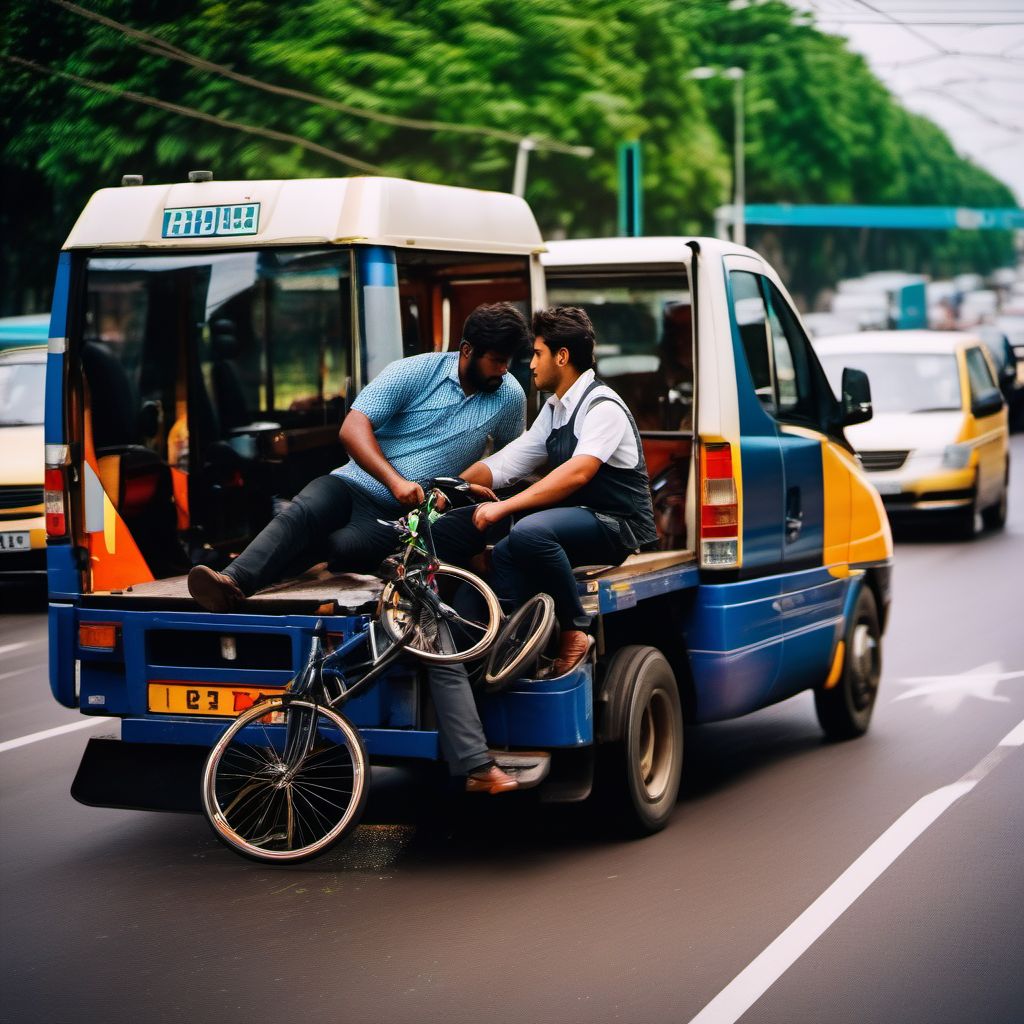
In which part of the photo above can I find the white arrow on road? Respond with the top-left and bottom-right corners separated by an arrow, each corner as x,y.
892,660 -> 1024,713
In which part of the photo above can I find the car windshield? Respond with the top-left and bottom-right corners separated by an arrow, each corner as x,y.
817,351 -> 962,414
0,361 -> 45,425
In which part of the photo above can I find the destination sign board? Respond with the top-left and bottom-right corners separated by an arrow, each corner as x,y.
161,203 -> 261,239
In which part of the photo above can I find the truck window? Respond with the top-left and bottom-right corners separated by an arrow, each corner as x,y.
730,272 -> 838,435
728,271 -> 775,414
545,273 -> 693,432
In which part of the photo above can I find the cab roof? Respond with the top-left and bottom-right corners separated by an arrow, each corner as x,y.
541,236 -> 759,268
63,176 -> 544,255
813,330 -> 983,356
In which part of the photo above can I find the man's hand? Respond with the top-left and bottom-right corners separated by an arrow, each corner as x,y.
472,500 -> 509,532
391,477 -> 425,509
466,482 -> 498,503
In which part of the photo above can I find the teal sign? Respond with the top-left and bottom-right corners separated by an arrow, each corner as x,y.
161,203 -> 260,239
741,204 -> 1024,231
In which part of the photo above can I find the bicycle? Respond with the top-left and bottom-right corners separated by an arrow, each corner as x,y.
201,479 -> 555,863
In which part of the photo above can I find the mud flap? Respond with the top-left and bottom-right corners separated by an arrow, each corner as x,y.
71,737 -> 207,813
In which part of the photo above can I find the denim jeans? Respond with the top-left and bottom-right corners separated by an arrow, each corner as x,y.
433,504 -> 627,630
224,474 -> 399,595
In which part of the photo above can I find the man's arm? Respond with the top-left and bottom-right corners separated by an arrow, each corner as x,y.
340,410 -> 424,507
472,455 -> 600,529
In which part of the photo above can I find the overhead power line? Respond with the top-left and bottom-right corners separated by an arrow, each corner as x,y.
3,54 -> 386,173
49,0 -> 594,158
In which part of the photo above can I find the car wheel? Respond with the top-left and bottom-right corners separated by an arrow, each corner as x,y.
814,586 -> 881,741
593,645 -> 683,835
950,493 -> 978,540
981,465 -> 1009,531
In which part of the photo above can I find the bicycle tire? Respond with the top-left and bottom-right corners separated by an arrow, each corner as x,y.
202,696 -> 368,864
378,563 -> 502,663
482,594 -> 557,693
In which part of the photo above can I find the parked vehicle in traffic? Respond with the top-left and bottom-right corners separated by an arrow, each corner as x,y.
814,331 -> 1009,537
0,345 -> 46,577
46,179 -> 893,841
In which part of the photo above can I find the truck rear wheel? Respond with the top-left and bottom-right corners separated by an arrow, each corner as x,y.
595,646 -> 683,835
814,586 -> 881,741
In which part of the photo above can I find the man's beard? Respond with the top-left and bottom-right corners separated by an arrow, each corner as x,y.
467,356 -> 504,394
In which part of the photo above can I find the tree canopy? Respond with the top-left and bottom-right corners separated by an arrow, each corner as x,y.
1,0 -> 1016,314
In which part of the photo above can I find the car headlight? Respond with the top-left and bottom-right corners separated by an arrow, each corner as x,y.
941,443 -> 973,469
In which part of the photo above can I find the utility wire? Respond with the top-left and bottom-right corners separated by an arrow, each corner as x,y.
48,0 -> 593,158
4,54 -> 387,174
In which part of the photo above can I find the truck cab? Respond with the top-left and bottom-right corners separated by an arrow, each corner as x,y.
544,236 -> 892,723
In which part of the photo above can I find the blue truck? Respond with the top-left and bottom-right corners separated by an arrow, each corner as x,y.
46,177 -> 892,834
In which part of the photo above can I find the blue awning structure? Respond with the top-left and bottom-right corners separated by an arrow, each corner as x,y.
735,205 -> 1024,231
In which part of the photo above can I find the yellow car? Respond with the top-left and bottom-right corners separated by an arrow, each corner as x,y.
814,331 -> 1009,538
0,345 -> 46,576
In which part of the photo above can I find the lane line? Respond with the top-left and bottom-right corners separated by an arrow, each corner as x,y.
0,717 -> 113,754
0,666 -> 36,683
686,715 -> 1024,1024
0,641 -> 35,658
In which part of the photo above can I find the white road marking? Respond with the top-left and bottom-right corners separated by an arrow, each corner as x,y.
891,660 -> 1024,713
0,641 -> 35,658
0,717 -> 113,754
0,666 -> 35,683
686,715 -> 1024,1024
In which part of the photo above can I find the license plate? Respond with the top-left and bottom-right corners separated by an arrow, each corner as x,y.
0,532 -> 30,552
873,481 -> 902,495
147,682 -> 284,718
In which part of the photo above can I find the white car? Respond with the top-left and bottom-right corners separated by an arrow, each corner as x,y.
814,331 -> 1009,538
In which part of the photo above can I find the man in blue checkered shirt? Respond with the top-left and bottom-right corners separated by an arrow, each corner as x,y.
189,302 -> 527,605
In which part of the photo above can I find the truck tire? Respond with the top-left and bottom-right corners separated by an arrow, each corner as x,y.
595,645 -> 683,835
814,586 -> 881,741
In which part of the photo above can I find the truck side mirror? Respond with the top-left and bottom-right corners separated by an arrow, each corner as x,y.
841,367 -> 872,426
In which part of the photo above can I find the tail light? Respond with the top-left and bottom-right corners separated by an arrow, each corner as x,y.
79,622 -> 119,651
44,445 -> 71,539
700,441 -> 739,568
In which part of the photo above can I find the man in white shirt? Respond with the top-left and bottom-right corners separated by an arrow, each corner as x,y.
439,307 -> 658,675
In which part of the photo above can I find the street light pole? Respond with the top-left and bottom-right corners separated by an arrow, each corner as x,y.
687,65 -> 746,245
727,67 -> 746,246
511,137 -> 593,198
512,137 -> 536,198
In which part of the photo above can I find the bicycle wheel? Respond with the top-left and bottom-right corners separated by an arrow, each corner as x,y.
202,696 -> 368,864
378,563 -> 502,663
482,594 -> 557,693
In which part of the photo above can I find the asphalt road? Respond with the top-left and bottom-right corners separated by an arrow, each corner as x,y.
2,438 -> 1023,1024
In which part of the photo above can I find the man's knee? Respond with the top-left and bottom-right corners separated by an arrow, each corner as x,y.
506,518 -> 558,557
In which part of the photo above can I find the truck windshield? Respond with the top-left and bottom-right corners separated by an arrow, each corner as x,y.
546,274 -> 693,432
0,361 -> 45,426
817,352 -> 962,414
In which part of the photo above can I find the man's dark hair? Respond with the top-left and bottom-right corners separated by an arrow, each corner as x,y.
462,302 -> 530,359
532,306 -> 596,372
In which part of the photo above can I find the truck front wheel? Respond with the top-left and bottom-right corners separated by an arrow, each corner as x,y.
596,646 -> 683,835
814,585 -> 881,741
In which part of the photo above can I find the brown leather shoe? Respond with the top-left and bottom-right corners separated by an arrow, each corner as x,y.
187,565 -> 246,612
552,630 -> 593,677
465,763 -> 519,794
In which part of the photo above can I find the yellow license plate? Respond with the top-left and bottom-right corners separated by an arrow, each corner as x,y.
147,682 -> 283,717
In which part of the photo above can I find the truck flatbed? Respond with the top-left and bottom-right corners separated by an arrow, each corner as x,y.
80,549 -> 698,616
